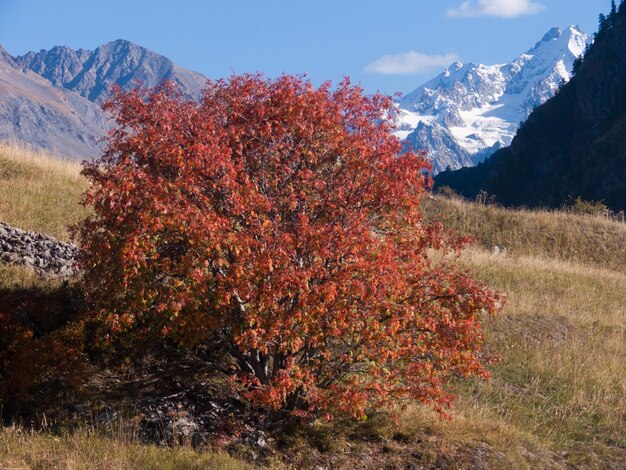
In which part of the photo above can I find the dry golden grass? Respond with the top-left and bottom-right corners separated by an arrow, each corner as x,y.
0,263 -> 42,290
298,207 -> 625,468
0,142 -> 89,241
452,248 -> 626,466
0,425 -> 252,470
1,146 -> 625,468
301,248 -> 625,468
422,195 -> 626,273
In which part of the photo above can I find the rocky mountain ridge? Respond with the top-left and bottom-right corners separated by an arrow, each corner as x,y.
15,40 -> 207,104
0,30 -> 593,168
0,40 -> 208,159
0,46 -> 109,158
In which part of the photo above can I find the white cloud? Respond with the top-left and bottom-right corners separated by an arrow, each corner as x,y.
364,51 -> 459,75
447,0 -> 545,18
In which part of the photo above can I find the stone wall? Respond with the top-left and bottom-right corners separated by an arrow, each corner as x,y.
0,222 -> 78,277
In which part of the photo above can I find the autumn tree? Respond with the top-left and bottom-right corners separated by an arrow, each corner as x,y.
80,75 -> 498,418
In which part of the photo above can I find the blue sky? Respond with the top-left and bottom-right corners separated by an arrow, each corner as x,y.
0,0 -> 612,96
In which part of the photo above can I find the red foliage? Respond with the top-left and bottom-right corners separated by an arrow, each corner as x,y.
79,75 -> 499,418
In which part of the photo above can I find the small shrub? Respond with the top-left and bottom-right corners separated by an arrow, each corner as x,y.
567,197 -> 608,215
80,75 -> 499,419
436,185 -> 459,198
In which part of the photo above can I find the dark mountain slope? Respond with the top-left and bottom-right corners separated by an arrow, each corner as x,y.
435,6 -> 626,211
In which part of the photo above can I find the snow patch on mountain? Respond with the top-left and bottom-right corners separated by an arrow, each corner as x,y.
397,26 -> 591,173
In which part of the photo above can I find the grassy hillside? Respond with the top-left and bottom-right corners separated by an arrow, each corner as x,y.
422,195 -> 626,274
460,249 -> 625,466
1,145 -> 624,468
0,426 -> 250,470
282,247 -> 625,468
0,142 -> 88,241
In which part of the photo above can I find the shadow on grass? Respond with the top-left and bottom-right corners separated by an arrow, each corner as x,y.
0,280 -> 91,420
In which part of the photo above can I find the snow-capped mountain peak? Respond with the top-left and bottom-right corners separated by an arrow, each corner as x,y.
531,25 -> 587,57
396,25 -> 592,173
